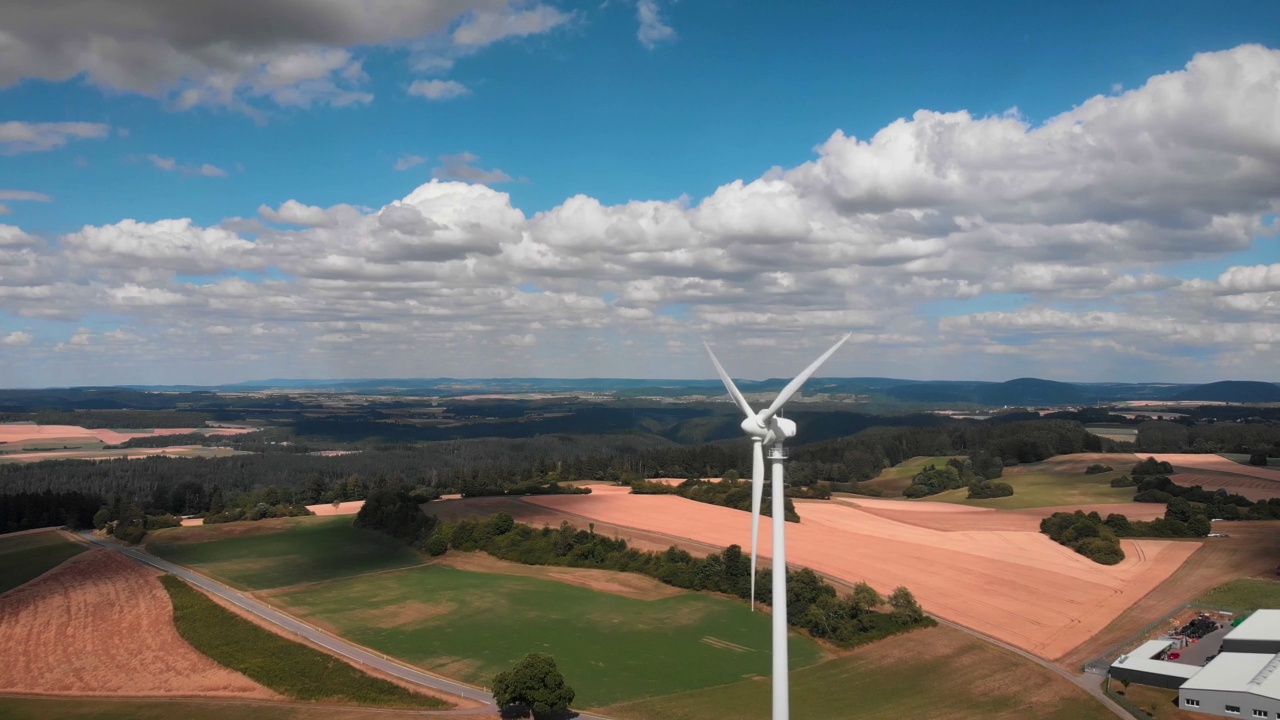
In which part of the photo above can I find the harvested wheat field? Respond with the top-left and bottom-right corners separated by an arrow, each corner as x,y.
307,500 -> 366,516
0,424 -> 255,445
0,549 -> 273,699
841,496 -> 1167,532
1149,453 -> 1280,481
527,485 -> 1198,660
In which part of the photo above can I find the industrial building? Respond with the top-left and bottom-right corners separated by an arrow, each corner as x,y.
1178,610 -> 1280,718
1222,610 -> 1280,655
1109,640 -> 1201,689
1110,610 -> 1280,719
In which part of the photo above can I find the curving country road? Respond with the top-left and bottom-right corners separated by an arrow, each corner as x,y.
76,532 -> 611,719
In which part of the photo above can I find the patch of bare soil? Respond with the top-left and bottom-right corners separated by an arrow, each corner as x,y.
434,551 -> 685,600
0,550 -> 273,699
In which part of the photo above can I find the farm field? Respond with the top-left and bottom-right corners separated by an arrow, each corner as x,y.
162,576 -> 447,709
0,530 -> 85,595
147,516 -> 424,590
925,454 -> 1139,509
0,549 -> 271,698
861,455 -> 962,496
1058,520 -> 1280,669
0,445 -> 245,463
1136,453 -> 1280,500
1219,452 -> 1280,468
0,423 -> 255,445
526,484 -> 1198,660
605,624 -> 1114,720
1196,578 -> 1280,615
271,562 -> 824,708
0,698 -> 494,720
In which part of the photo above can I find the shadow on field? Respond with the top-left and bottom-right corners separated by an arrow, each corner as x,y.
500,705 -> 579,720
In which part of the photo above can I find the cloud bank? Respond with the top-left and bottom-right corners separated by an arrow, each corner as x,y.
1,45 -> 1278,384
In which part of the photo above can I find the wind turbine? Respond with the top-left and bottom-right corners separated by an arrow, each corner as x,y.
704,333 -> 852,720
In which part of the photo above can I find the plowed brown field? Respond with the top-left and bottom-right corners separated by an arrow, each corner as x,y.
526,486 -> 1198,660
0,549 -> 273,699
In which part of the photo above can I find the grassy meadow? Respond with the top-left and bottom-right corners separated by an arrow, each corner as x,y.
161,576 -> 447,709
146,515 -> 423,590
0,530 -> 85,594
272,563 -> 824,708
925,455 -> 1136,509
860,455 -> 962,496
1196,578 -> 1280,615
605,624 -> 1114,720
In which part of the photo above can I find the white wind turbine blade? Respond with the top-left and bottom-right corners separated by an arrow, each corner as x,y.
757,333 -> 852,424
749,438 -> 764,610
704,342 -> 756,419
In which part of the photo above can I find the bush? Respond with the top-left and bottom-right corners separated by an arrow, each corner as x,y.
967,481 -> 1014,499
1084,463 -> 1113,475
1131,457 -> 1174,477
1109,475 -> 1137,488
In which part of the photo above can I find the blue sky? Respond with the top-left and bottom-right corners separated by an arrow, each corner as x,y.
0,1 -> 1278,385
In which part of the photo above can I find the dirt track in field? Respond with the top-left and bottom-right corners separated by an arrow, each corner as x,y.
0,549 -> 273,699
523,485 -> 1197,661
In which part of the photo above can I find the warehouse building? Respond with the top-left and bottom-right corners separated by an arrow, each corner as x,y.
1223,610 -> 1280,655
1110,640 -> 1201,689
1179,652 -> 1280,718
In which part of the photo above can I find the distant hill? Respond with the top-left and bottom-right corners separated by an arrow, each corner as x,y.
975,378 -> 1087,406
1172,381 -> 1280,403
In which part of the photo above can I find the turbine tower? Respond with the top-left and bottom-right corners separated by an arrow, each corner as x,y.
704,333 -> 852,720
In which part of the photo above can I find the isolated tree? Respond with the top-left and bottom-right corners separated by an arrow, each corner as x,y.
888,586 -> 925,624
492,653 -> 575,719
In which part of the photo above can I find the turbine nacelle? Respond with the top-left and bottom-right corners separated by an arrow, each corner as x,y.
740,414 -> 796,444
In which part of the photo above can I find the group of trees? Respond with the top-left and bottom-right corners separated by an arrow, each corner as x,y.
1134,419 -> 1280,457
902,455 -> 1012,499
1041,500 -> 1214,565
1114,458 -> 1280,521
629,477 -> 800,522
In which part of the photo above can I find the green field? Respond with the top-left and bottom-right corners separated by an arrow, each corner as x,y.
0,697 -> 448,720
147,516 -> 423,590
272,563 -> 824,708
1196,578 -> 1280,615
861,456 -> 962,496
925,457 -> 1136,510
605,624 -> 1113,720
161,576 -> 447,709
1218,452 -> 1280,468
0,530 -> 85,594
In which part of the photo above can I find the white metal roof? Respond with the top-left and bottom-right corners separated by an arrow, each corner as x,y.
1111,640 -> 1201,680
1226,609 -> 1280,643
1181,652 -> 1280,702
